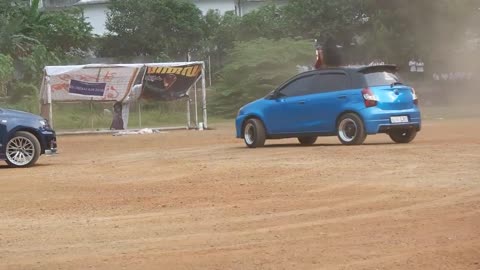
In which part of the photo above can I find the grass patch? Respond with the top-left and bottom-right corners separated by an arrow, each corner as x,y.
50,101 -> 229,131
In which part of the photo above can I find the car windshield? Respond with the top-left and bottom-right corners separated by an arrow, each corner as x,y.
364,71 -> 401,86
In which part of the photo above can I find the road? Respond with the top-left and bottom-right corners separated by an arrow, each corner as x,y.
1,118 -> 479,269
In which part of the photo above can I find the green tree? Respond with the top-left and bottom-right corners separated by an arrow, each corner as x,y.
283,0 -> 368,44
237,4 -> 287,41
101,0 -> 204,60
0,54 -> 14,96
199,10 -> 241,69
0,0 -> 93,104
0,14 -> 40,58
211,38 -> 314,117
0,0 -> 93,57
38,8 -> 94,54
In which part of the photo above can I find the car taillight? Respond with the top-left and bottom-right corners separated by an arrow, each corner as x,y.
362,88 -> 377,107
411,87 -> 419,105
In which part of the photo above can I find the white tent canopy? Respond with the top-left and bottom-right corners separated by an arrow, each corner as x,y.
43,62 -> 205,76
40,61 -> 207,130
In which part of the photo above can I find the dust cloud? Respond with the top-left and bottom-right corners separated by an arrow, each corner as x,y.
413,5 -> 480,118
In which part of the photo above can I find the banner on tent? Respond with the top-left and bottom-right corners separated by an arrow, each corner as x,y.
69,80 -> 106,97
45,66 -> 140,102
141,63 -> 202,101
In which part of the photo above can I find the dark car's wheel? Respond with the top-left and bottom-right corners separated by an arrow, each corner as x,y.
243,118 -> 266,148
337,113 -> 367,145
389,129 -> 417,143
298,136 -> 317,145
5,131 -> 41,168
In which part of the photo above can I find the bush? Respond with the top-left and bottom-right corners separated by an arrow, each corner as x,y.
210,38 -> 314,117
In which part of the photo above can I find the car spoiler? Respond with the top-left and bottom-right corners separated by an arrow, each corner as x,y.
357,65 -> 398,73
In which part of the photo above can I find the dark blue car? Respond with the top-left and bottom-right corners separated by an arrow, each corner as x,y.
236,65 -> 421,148
0,108 -> 57,167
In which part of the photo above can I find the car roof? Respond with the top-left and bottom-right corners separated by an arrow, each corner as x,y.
355,64 -> 398,73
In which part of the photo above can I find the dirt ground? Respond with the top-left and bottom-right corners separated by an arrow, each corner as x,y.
1,118 -> 479,270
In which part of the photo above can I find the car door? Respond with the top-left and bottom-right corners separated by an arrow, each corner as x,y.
301,72 -> 352,132
0,110 -> 6,157
262,74 -> 317,134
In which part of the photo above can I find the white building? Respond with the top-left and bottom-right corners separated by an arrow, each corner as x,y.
193,0 -> 235,15
38,0 -> 287,36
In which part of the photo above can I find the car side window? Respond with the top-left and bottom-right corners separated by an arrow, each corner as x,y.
278,75 -> 317,97
313,73 -> 349,93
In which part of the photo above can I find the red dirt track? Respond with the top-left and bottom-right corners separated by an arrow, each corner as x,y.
1,118 -> 479,269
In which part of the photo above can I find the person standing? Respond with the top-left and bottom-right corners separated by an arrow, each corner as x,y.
416,59 -> 425,81
409,58 -> 417,72
110,102 -> 124,130
416,59 -> 425,73
314,44 -> 325,69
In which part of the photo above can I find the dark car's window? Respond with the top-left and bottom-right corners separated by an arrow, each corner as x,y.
364,71 -> 400,86
278,75 -> 317,97
314,73 -> 349,93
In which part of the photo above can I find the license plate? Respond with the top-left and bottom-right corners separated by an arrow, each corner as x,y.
390,116 -> 409,123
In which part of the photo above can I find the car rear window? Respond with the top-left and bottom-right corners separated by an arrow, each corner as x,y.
363,71 -> 401,86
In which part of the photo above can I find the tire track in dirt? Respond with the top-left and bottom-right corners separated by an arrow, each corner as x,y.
1,119 -> 480,270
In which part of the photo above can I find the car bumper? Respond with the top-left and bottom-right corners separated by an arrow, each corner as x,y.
361,107 -> 421,134
41,130 -> 57,155
235,115 -> 248,138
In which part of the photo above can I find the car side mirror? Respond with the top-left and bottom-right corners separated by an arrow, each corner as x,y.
268,91 -> 281,99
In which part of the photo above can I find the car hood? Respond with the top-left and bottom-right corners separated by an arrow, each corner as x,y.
242,98 -> 267,110
0,108 -> 43,120
237,99 -> 263,115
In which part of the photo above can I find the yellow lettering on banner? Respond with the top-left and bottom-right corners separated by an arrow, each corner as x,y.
162,68 -> 178,74
185,65 -> 201,77
181,67 -> 190,76
175,68 -> 184,75
146,65 -> 202,77
147,67 -> 157,74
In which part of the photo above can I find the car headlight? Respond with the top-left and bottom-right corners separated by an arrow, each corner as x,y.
39,120 -> 50,128
237,107 -> 245,117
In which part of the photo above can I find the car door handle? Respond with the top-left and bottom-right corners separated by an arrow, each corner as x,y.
297,100 -> 306,104
337,95 -> 347,100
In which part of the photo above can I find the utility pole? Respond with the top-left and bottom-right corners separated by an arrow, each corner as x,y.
235,0 -> 242,16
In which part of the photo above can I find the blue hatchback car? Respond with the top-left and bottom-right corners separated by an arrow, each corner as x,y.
0,108 -> 57,167
236,65 -> 421,148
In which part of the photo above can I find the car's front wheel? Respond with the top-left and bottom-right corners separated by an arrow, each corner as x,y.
243,118 -> 266,148
5,131 -> 41,168
298,136 -> 317,145
389,129 -> 417,143
337,113 -> 367,145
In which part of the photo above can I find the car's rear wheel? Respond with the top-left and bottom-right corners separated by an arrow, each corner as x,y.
243,118 -> 266,148
389,129 -> 417,143
5,131 -> 41,168
298,136 -> 317,145
337,113 -> 367,145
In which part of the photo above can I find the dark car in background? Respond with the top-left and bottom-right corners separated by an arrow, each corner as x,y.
0,108 -> 57,168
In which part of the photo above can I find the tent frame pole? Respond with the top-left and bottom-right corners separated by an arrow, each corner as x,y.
194,82 -> 198,128
138,100 -> 142,128
46,76 -> 53,129
201,62 -> 208,129
187,95 -> 192,129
